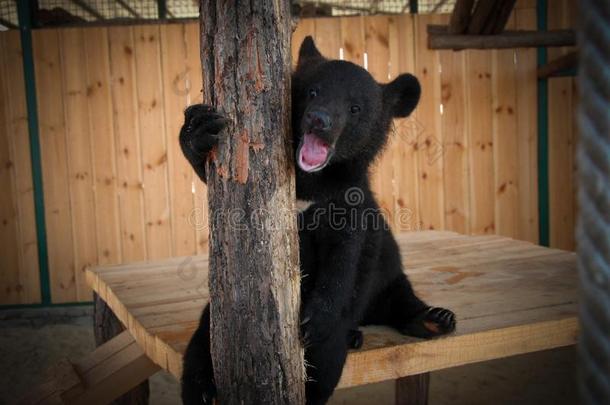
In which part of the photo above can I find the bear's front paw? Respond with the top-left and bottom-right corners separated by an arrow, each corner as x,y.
399,306 -> 456,339
180,104 -> 231,157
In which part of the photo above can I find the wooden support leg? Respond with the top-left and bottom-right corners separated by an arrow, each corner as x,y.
395,373 -> 430,405
20,330 -> 159,404
94,293 -> 152,404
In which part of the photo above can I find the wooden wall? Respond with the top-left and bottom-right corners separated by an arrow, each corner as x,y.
0,2 -> 579,304
0,31 -> 41,304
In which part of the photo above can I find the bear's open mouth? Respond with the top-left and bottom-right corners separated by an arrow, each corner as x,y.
297,132 -> 332,173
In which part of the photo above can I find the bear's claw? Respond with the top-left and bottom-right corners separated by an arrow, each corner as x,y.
399,306 -> 456,338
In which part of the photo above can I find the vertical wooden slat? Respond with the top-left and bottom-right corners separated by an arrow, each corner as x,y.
60,28 -> 98,300
365,16 -> 395,225
390,14 -> 421,232
491,16 -> 520,239
465,49 -> 494,235
0,31 -> 41,303
413,14 -> 445,231
33,29 -> 76,303
514,5 -> 539,244
547,0 -> 576,250
340,16 -> 365,65
160,24 -> 197,257
84,27 -> 122,266
134,25 -> 172,260
313,17 -> 342,60
292,18 -> 315,65
0,34 -> 22,304
108,26 -> 147,262
439,47 -> 469,234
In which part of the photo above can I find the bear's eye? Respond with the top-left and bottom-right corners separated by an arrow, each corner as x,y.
309,88 -> 318,98
350,105 -> 361,114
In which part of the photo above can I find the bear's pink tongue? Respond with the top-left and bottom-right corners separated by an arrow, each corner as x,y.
299,133 -> 330,172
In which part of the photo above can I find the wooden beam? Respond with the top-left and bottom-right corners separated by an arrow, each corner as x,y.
68,0 -> 105,20
484,0 -> 517,34
19,331 -> 159,404
448,0 -> 474,34
395,373 -> 430,405
428,28 -> 576,50
467,0 -> 496,34
537,51 -> 578,78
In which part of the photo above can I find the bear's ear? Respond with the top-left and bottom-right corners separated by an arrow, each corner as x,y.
382,73 -> 421,118
296,36 -> 324,70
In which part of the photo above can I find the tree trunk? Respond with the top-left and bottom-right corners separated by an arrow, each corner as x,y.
93,293 -> 150,405
198,2 -> 305,404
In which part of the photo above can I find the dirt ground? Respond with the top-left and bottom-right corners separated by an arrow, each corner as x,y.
0,307 -> 577,405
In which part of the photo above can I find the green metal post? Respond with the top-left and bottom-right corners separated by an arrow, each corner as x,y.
537,0 -> 550,246
157,0 -> 167,19
16,0 -> 52,305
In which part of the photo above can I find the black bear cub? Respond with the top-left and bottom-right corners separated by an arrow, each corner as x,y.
180,37 -> 456,405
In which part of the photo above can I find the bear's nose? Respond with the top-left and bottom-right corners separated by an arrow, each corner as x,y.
305,111 -> 332,131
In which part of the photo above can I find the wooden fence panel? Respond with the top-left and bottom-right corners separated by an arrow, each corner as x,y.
547,0 -> 577,250
439,44 -> 469,234
492,16 -> 520,239
0,31 -> 41,304
84,27 -> 122,266
414,14 -> 446,231
107,26 -> 147,264
134,25 -> 172,260
0,9 -> 580,303
515,5 -> 539,244
60,28 -> 98,300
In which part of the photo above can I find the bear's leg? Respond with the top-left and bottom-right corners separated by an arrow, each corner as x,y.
386,275 -> 456,338
181,304 -> 216,405
305,327 -> 350,405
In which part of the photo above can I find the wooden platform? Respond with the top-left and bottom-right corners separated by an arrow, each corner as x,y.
86,231 -> 578,389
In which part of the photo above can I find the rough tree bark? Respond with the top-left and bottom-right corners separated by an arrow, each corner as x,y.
199,2 -> 305,404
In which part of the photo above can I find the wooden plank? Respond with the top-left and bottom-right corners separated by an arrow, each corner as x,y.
365,16 -> 395,225
160,24 -> 197,257
465,49 -> 495,235
1,31 -> 40,303
0,33 -> 22,305
389,14 -> 421,232
340,16 -> 364,65
107,26 -> 147,262
84,27 -> 122,266
33,29 -> 76,303
339,316 -> 577,388
184,22 -> 209,255
395,373 -> 429,405
133,25 -> 172,260
313,17 -> 341,59
428,28 -> 576,50
448,0 -> 474,34
60,28 -> 98,300
292,18 -> 315,65
491,17 -> 520,239
439,47 -> 469,234
514,7 -> 539,243
547,0 -> 576,251
414,14 -> 445,231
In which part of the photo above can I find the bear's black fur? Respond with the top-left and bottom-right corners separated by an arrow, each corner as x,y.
180,36 -> 456,405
